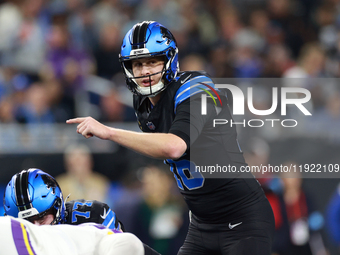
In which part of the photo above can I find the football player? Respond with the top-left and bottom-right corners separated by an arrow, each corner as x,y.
67,21 -> 275,255
0,216 -> 144,255
3,168 -> 122,229
3,168 -> 160,255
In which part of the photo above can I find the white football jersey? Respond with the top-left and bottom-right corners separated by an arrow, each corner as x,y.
0,216 -> 144,255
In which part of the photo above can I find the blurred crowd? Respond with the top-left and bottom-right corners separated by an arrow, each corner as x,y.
0,0 -> 340,128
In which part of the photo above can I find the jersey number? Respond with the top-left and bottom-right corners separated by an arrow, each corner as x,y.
167,159 -> 204,190
71,201 -> 93,223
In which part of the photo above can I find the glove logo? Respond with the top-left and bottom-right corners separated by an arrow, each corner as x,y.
100,208 -> 110,220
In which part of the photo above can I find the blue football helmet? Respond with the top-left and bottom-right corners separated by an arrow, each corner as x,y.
3,168 -> 66,225
119,21 -> 179,96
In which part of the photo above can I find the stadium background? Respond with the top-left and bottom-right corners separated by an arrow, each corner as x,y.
0,0 -> 340,254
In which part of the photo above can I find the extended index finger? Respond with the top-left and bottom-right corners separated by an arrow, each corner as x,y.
66,118 -> 87,124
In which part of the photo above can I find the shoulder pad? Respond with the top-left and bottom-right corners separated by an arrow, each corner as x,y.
174,71 -> 217,113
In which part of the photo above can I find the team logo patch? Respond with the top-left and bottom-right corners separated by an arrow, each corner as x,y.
146,121 -> 156,130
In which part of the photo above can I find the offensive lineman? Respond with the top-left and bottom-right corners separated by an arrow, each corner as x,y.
67,21 -> 275,254
3,168 -> 122,229
0,216 -> 143,255
3,168 -> 160,255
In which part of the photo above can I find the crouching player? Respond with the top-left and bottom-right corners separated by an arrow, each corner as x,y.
0,216 -> 144,255
3,168 -> 160,255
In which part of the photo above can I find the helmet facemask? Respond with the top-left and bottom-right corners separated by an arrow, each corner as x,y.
50,196 -> 64,225
121,54 -> 172,97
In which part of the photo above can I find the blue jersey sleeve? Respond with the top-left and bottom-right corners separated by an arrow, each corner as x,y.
65,199 -> 122,231
101,208 -> 121,231
174,74 -> 217,113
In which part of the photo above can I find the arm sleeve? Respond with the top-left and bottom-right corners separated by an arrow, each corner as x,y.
169,97 -> 216,149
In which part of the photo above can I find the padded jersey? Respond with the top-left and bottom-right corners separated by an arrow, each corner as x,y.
65,199 -> 122,231
134,71 -> 267,224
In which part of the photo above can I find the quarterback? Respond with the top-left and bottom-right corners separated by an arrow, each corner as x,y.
67,21 -> 275,255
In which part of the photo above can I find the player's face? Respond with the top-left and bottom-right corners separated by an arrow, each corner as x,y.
132,57 -> 164,87
27,210 -> 55,226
